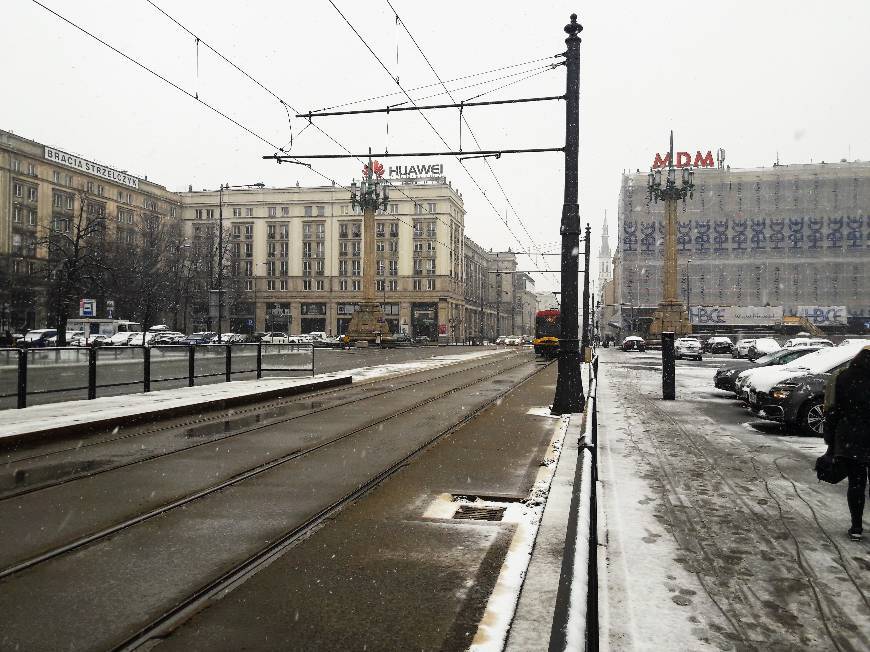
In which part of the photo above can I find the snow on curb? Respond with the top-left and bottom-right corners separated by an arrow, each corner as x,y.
468,412 -> 571,652
565,446 -> 593,652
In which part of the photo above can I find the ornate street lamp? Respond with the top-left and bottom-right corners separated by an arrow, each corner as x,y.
647,131 -> 694,338
345,153 -> 392,346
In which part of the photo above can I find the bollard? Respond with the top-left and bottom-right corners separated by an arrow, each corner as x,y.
225,344 -> 232,382
17,349 -> 27,409
662,331 -> 676,400
188,345 -> 195,387
143,346 -> 151,393
88,346 -> 97,400
256,342 -> 262,379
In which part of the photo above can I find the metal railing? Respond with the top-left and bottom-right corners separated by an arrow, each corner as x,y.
0,343 -> 314,409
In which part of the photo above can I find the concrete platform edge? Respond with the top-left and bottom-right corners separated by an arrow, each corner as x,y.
1,376 -> 352,446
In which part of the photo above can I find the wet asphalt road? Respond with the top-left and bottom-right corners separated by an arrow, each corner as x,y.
0,348 -> 561,650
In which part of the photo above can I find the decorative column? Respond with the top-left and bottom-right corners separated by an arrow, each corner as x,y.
345,155 -> 392,345
648,131 -> 694,338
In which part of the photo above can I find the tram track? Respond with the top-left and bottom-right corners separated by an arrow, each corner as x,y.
0,351 -> 523,500
0,354 -> 545,583
110,356 -> 551,652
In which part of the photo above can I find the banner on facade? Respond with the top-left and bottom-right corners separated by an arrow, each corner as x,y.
794,306 -> 847,326
689,305 -> 783,326
45,147 -> 140,189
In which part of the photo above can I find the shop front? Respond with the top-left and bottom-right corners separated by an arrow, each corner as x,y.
301,302 -> 327,334
229,301 -> 256,335
336,303 -> 359,335
411,302 -> 438,340
265,302 -> 291,334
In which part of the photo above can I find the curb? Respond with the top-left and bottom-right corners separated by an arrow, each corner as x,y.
0,376 -> 352,448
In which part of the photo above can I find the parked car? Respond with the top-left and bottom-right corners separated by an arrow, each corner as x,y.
415,335 -> 431,344
182,332 -> 218,345
621,336 -> 646,352
260,332 -> 289,344
743,342 -> 869,413
837,338 -> 870,347
704,336 -> 733,354
494,336 -> 507,345
149,331 -> 186,345
674,337 -> 703,361
732,339 -> 756,359
69,332 -> 112,347
505,335 -> 522,345
47,331 -> 83,346
381,333 -> 413,349
747,337 -> 781,361
20,329 -> 58,348
714,346 -> 824,393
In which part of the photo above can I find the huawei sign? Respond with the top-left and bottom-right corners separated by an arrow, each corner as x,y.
652,150 -> 715,169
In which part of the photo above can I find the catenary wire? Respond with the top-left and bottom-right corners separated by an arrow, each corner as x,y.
328,0 -> 558,276
388,0 -> 558,284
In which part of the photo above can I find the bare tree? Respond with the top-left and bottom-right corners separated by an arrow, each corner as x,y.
41,189 -> 108,346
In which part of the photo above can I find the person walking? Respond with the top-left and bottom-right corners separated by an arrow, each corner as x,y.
824,345 -> 870,541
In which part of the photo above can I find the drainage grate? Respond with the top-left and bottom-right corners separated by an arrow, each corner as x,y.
453,505 -> 506,522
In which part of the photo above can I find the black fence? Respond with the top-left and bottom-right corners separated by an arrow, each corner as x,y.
0,343 -> 314,410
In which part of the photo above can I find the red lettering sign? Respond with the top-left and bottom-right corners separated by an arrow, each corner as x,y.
651,150 -> 716,169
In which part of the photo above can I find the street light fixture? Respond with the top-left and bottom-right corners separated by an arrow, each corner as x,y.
646,131 -> 695,338
217,182 -> 265,340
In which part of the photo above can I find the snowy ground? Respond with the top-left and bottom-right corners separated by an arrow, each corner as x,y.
597,348 -> 869,651
2,348 -> 509,441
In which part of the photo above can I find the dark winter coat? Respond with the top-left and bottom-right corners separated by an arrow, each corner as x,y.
824,346 -> 870,462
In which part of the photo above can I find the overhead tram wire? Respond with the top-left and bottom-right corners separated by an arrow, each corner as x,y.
142,0 -> 460,255
327,0 -> 558,276
33,0 -> 457,257
387,0 -> 558,285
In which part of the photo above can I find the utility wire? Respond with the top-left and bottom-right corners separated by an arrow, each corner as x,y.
312,56 -> 562,113
387,0 -> 558,282
33,0 -> 456,256
329,0 -> 557,275
142,1 -> 460,253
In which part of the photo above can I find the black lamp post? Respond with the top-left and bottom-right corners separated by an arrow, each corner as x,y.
552,14 -> 584,415
217,182 -> 264,340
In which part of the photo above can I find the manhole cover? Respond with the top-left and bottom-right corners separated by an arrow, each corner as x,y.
453,505 -> 506,522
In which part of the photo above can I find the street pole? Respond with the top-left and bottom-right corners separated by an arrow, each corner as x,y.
217,186 -> 223,340
685,258 -> 692,322
479,274 -> 484,344
581,222 -> 591,359
552,14 -> 584,415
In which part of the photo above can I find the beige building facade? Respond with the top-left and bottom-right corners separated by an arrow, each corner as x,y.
179,179 -> 467,340
0,129 -> 181,331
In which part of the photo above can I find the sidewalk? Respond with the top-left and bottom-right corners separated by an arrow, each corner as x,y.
0,349 -> 507,445
595,350 -> 870,650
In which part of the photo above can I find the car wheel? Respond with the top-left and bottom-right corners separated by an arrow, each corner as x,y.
799,399 -> 825,437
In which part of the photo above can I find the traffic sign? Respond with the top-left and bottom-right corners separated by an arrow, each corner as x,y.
79,298 -> 96,317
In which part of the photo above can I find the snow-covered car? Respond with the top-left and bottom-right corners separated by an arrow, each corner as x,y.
732,339 -> 756,359
704,336 -> 733,354
495,336 -> 508,345
747,337 -> 781,360
149,331 -> 186,345
260,332 -> 289,344
20,329 -> 57,348
505,335 -> 522,345
181,332 -> 217,345
621,336 -> 646,352
837,338 -> 870,347
743,342 -> 869,409
715,346 -> 824,393
674,337 -> 703,361
47,331 -> 83,346
69,332 -> 111,347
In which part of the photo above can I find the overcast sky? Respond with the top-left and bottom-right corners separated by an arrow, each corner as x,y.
3,1 -> 869,293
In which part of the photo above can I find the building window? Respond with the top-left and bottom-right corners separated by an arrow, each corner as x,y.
233,208 -> 242,217
280,224 -> 289,239
389,260 -> 398,276
268,206 -> 276,217
244,261 -> 253,276
352,260 -> 361,276
27,163 -> 35,176
267,224 -> 276,240
244,224 -> 253,239
54,171 -> 61,183
413,279 -> 423,291
87,181 -> 94,193
389,240 -> 398,253
427,278 -> 436,290
389,203 -> 398,214
170,207 -> 177,218
28,210 -> 37,226
13,183 -> 22,197
267,242 -> 276,258
389,222 -> 399,237
376,279 -> 385,292
315,279 -> 324,291
13,206 -> 21,222
376,241 -> 385,252
303,279 -> 312,291
280,260 -> 288,275
316,222 -> 326,239
317,205 -> 326,217
315,259 -> 325,276
339,279 -> 348,291
66,195 -> 73,209
232,224 -> 241,239
28,187 -> 37,201
281,206 -> 289,216
280,279 -> 288,291
376,222 -> 385,237
388,279 -> 398,291
12,159 -> 21,172
244,207 -> 253,217
128,212 -> 134,224
304,206 -> 313,217
352,280 -> 360,291
205,208 -> 214,219
244,243 -> 253,257
66,174 -> 73,186
267,280 -> 275,291
246,280 -> 254,291
97,184 -> 104,197
341,205 -> 349,215
428,202 -> 436,213
376,260 -> 385,275
339,260 -> 348,276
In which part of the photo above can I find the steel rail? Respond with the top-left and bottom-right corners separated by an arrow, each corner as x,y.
113,357 -> 550,651
0,355 -> 538,581
0,352 -> 523,501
